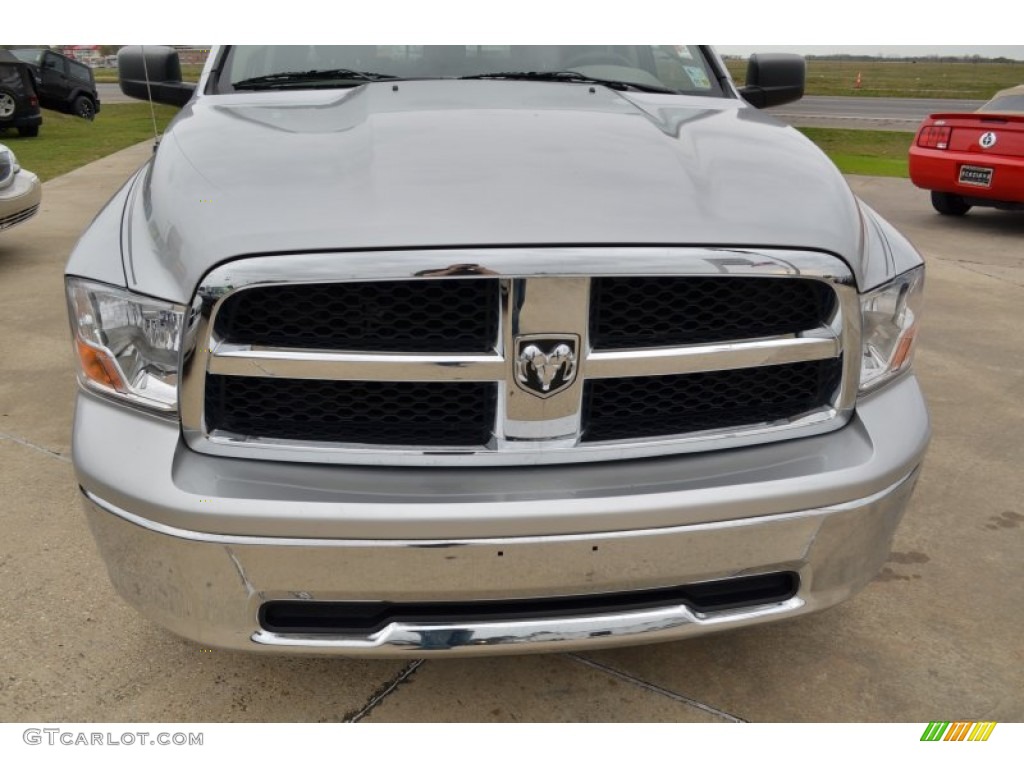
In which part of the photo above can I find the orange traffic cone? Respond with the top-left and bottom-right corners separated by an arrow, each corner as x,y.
854,72 -> 862,89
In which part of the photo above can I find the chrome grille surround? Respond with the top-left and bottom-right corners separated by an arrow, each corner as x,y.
180,247 -> 860,467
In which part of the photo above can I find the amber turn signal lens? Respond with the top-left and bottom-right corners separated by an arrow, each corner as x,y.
890,327 -> 918,373
76,338 -> 125,391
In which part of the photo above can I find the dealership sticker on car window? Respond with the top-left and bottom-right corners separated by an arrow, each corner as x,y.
959,165 -> 993,187
684,66 -> 711,89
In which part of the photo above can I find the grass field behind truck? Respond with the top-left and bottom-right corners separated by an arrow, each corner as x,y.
93,64 -> 204,84
1,104 -> 179,182
798,128 -> 912,177
725,58 -> 1024,99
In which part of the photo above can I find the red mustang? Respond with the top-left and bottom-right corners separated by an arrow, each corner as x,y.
909,85 -> 1024,215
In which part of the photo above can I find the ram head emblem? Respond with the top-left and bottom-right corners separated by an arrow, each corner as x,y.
514,335 -> 579,398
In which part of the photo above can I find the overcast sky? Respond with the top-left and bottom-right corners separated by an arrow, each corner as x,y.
9,0 -> 1024,51
716,46 -> 1024,60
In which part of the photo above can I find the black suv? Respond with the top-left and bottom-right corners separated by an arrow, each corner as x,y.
0,50 -> 42,137
10,48 -> 101,120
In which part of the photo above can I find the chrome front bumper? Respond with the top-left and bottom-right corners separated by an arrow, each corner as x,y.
83,470 -> 919,656
75,375 -> 929,656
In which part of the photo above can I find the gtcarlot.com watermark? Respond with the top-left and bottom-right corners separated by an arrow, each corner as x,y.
23,729 -> 203,747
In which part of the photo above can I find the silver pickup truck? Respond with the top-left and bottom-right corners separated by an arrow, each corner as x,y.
65,45 -> 929,656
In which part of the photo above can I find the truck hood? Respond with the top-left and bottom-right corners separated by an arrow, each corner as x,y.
127,80 -> 866,300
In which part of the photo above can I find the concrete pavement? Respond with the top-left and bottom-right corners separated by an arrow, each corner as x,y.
0,144 -> 1021,722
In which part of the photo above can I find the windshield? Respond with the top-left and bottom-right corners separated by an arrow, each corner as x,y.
214,46 -> 723,96
10,48 -> 45,66
980,94 -> 1024,114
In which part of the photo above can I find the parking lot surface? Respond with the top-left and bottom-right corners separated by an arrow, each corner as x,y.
1,143 -> 1021,722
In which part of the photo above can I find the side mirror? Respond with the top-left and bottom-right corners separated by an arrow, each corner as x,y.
118,46 -> 196,108
738,53 -> 805,109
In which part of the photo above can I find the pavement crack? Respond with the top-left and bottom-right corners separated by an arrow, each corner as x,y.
936,258 -> 1024,289
344,659 -> 424,723
568,654 -> 747,723
0,431 -> 72,464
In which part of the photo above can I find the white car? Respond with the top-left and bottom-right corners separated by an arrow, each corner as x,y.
0,143 -> 41,231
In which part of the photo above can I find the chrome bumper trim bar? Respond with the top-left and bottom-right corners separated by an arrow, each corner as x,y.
250,597 -> 805,654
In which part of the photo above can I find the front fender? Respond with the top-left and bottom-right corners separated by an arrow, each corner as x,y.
65,164 -> 148,287
857,201 -> 926,290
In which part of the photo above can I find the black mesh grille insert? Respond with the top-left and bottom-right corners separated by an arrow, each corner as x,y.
590,276 -> 836,349
582,359 -> 843,443
213,279 -> 500,352
205,376 -> 497,446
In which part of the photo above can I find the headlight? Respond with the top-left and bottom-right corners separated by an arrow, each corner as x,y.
0,146 -> 16,189
66,278 -> 187,412
859,266 -> 924,393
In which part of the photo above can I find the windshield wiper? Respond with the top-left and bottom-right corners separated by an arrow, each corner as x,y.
460,70 -> 677,94
233,69 -> 399,90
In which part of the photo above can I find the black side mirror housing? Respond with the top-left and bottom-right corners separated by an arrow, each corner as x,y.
738,53 -> 805,109
118,46 -> 197,108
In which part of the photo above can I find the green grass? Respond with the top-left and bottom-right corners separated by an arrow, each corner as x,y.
0,104 -> 179,182
727,58 -> 1024,99
93,63 -> 204,84
797,127 -> 913,177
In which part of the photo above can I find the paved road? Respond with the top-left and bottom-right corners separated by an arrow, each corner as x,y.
97,81 -> 133,105
0,146 -> 1021,722
767,95 -> 985,131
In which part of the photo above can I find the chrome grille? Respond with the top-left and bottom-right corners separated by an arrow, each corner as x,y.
181,248 -> 859,467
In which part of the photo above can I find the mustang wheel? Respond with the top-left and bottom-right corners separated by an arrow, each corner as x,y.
931,191 -> 971,216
